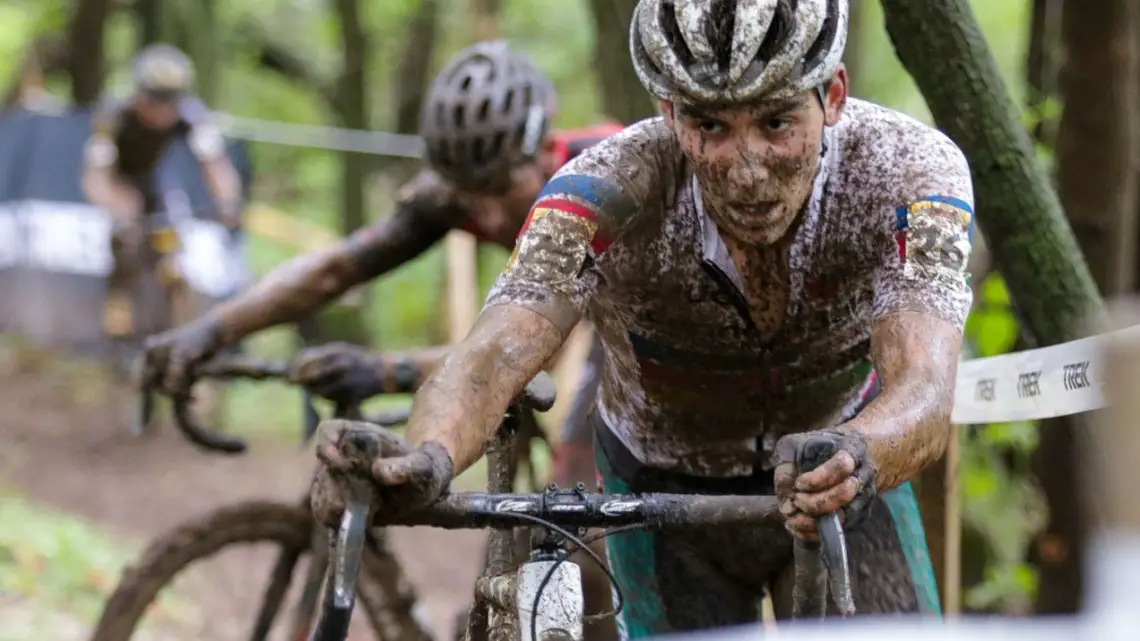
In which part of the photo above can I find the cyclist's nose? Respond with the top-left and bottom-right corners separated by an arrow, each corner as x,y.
727,143 -> 772,191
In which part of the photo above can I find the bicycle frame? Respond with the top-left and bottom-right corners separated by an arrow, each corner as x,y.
312,420 -> 850,641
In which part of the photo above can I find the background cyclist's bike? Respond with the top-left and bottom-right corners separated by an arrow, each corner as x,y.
91,354 -> 555,641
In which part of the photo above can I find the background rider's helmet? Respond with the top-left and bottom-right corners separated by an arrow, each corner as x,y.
132,44 -> 195,99
419,40 -> 556,191
630,0 -> 849,105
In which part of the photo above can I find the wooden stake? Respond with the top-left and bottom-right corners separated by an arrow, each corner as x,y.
944,429 -> 962,616
445,231 -> 479,344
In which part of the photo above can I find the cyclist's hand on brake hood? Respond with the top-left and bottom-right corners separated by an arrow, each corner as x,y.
310,419 -> 453,528
142,316 -> 224,396
773,428 -> 878,541
289,343 -> 385,405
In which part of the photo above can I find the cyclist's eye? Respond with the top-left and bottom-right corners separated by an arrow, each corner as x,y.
697,120 -> 725,135
767,118 -> 791,133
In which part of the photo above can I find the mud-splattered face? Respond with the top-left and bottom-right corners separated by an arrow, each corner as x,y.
663,74 -> 847,245
133,92 -> 182,130
454,162 -> 547,245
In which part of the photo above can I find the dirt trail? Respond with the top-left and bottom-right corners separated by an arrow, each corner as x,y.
0,345 -> 486,640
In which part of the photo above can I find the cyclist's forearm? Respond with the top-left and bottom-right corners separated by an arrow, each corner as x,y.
201,158 -> 242,211
843,311 -> 959,491
404,305 -> 569,475
209,244 -> 365,344
82,168 -> 137,220
211,212 -> 441,343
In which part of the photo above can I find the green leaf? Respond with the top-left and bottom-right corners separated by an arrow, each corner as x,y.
962,465 -> 1000,501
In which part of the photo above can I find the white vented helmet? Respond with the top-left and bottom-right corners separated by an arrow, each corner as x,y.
630,0 -> 849,105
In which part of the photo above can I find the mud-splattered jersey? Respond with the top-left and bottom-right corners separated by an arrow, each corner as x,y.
484,99 -> 975,477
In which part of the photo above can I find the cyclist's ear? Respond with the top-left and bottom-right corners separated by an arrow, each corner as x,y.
821,67 -> 848,127
659,100 -> 675,129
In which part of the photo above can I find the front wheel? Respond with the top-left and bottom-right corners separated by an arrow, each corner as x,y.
90,501 -> 431,641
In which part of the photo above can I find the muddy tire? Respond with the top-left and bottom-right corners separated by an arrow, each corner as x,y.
89,500 -> 427,641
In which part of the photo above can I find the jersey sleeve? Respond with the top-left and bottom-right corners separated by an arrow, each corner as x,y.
872,130 -> 975,329
483,125 -> 655,335
180,96 -> 228,162
83,100 -> 122,169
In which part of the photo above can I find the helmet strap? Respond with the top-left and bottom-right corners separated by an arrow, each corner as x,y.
815,82 -> 831,158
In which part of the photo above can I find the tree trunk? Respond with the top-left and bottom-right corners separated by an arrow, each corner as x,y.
2,36 -> 68,109
880,0 -> 1103,344
879,0 -> 1107,615
184,0 -> 219,104
586,0 -> 658,124
1056,0 -> 1139,295
137,0 -> 160,47
327,0 -> 372,346
843,0 -> 866,97
67,0 -> 115,106
472,0 -> 501,40
330,0 -> 370,236
248,25 -> 336,104
134,0 -> 177,48
1032,0 -> 1140,615
1025,0 -> 1063,144
393,0 -> 439,135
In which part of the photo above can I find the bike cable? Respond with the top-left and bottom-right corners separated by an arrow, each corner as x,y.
486,512 -> 625,641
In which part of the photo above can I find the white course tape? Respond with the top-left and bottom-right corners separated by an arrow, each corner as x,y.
952,324 -> 1140,424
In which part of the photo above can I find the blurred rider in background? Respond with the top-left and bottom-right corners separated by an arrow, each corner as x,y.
82,43 -> 243,357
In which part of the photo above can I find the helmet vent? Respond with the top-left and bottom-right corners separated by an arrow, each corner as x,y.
802,0 -> 840,75
659,1 -> 696,68
757,1 -> 796,63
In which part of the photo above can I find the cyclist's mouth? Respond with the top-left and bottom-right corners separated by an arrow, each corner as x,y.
730,201 -> 779,219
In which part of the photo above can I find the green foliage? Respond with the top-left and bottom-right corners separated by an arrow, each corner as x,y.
0,5 -> 38,69
852,0 -> 1032,121
0,490 -> 137,622
960,272 -> 1046,612
965,274 -> 1020,357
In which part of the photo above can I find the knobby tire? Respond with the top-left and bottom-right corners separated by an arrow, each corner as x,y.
89,501 -> 428,641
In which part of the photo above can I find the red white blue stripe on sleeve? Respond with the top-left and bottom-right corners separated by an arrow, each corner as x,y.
519,174 -> 628,254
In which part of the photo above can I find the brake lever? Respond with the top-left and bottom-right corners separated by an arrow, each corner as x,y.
308,424 -> 378,641
134,387 -> 155,437
302,390 -> 321,445
796,436 -> 855,617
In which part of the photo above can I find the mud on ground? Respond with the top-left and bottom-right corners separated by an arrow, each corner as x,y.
0,344 -> 487,640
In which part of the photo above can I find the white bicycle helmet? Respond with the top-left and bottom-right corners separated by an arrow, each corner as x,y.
133,44 -> 195,97
630,0 -> 848,105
